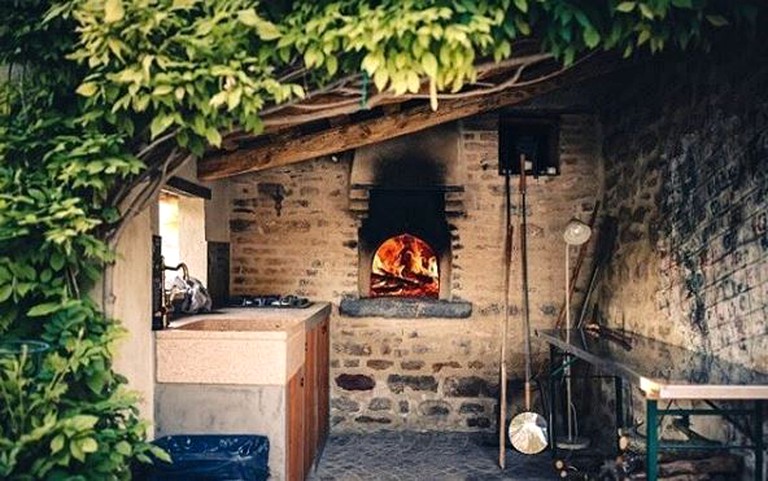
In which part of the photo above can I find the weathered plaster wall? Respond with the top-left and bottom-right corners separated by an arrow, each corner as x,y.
155,384 -> 286,480
111,208 -> 155,431
110,161 -> 231,436
205,179 -> 231,243
177,196 -> 208,284
229,114 -> 603,431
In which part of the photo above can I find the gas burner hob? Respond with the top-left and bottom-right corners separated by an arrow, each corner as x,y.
229,295 -> 312,309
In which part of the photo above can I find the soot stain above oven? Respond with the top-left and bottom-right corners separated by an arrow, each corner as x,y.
373,155 -> 447,190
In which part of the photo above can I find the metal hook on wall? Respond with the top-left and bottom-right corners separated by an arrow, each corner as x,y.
258,182 -> 286,216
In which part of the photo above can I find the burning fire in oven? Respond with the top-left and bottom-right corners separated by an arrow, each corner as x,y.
371,234 -> 439,298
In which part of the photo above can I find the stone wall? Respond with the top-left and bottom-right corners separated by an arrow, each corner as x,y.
591,41 -> 768,473
229,113 -> 602,431
598,46 -> 768,367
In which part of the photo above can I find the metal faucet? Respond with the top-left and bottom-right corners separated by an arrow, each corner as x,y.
160,259 -> 189,328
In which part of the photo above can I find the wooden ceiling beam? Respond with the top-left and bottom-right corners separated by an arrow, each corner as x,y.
198,55 -> 615,181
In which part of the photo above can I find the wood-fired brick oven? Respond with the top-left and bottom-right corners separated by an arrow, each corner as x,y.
360,190 -> 450,299
340,124 -> 472,318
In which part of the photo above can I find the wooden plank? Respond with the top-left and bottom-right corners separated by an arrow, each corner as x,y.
198,56 -> 616,180
304,325 -> 318,473
318,317 -> 330,445
654,383 -> 768,400
286,367 -> 305,481
165,176 -> 212,199
206,241 -> 230,308
659,454 -> 741,477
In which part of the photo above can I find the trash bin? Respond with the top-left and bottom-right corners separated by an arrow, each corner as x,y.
0,340 -> 50,374
142,434 -> 269,481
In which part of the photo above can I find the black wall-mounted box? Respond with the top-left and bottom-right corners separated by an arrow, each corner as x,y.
498,117 -> 560,176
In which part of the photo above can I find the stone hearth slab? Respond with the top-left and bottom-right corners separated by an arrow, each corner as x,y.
339,298 -> 472,318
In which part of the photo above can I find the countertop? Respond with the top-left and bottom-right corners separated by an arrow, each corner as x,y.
155,303 -> 331,385
157,303 -> 331,340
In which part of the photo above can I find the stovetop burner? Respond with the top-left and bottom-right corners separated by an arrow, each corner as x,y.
229,295 -> 312,309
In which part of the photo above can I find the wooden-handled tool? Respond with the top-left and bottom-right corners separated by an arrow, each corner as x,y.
508,153 -> 548,456
498,154 -> 515,469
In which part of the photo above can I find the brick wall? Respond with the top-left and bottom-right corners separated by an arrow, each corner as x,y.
230,113 -> 602,431
230,160 -> 358,299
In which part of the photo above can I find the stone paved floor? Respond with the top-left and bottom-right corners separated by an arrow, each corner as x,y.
307,431 -> 555,480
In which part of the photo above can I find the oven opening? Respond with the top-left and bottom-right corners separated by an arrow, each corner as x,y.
371,233 -> 439,298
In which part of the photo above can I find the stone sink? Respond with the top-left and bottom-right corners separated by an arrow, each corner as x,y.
155,304 -> 330,386
175,317 -> 290,332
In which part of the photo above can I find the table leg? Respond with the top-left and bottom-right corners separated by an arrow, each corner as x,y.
646,399 -> 658,481
755,401 -> 764,481
615,376 -> 623,455
549,343 -> 557,455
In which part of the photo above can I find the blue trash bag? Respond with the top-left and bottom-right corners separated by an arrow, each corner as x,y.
142,434 -> 269,481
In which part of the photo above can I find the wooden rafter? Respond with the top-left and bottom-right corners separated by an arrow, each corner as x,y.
199,53 -> 616,181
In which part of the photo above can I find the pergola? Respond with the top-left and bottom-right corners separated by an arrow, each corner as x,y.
198,44 -> 618,180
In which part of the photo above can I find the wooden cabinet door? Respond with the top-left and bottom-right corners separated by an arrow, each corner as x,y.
286,366 -> 305,481
317,317 -> 330,446
303,325 -> 318,474
288,315 -> 330,480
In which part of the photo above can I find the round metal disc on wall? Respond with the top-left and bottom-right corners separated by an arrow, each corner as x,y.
508,412 -> 548,454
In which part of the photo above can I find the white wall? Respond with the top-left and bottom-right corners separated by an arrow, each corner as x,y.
108,162 -> 230,437
178,196 -> 208,284
205,179 -> 230,243
110,208 -> 156,434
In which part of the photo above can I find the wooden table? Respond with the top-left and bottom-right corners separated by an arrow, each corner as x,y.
537,328 -> 768,481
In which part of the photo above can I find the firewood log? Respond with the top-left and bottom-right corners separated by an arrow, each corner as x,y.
658,455 -> 741,477
629,474 -> 710,481
371,272 -> 421,287
627,455 -> 741,481
618,429 -> 723,462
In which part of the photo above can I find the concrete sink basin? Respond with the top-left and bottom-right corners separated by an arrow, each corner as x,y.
175,318 -> 290,332
154,304 -> 332,481
155,305 -> 330,385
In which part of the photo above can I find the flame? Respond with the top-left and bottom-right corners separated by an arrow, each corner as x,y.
371,234 -> 439,298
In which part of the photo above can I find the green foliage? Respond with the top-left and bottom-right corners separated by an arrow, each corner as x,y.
0,0 -> 761,479
63,0 -> 760,144
530,0 -> 759,61
65,0 -> 295,153
0,115 -> 153,480
282,2 -> 505,97
0,2 -> 156,479
277,0 -> 758,104
0,321 -> 157,480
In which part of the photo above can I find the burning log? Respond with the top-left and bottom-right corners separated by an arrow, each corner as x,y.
371,272 -> 422,288
370,233 -> 439,298
371,271 -> 436,287
370,272 -> 438,297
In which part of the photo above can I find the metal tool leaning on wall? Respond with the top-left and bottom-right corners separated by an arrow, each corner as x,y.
498,149 -> 515,469
508,153 -> 549,456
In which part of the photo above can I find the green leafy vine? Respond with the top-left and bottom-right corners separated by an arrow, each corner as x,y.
0,0 -> 760,478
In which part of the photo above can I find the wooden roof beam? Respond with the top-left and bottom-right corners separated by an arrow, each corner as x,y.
198,55 -> 614,181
